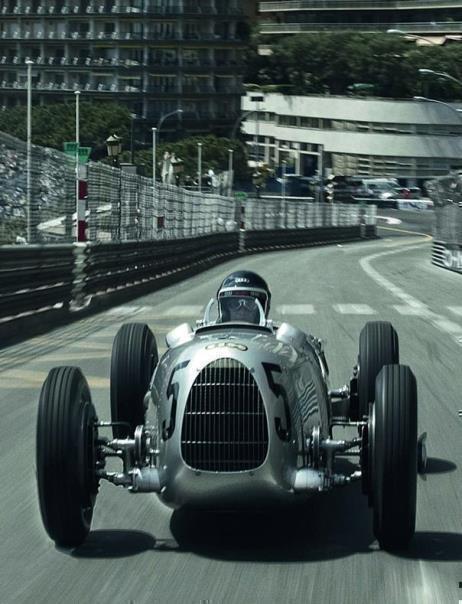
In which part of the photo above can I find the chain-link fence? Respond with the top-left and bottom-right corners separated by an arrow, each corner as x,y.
426,172 -> 462,245
0,131 -> 75,245
86,162 -> 238,242
243,198 -> 373,230
0,130 -> 375,245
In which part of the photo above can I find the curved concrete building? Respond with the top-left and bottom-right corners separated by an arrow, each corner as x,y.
242,93 -> 462,186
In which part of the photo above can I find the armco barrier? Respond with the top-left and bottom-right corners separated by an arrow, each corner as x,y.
0,224 -> 376,345
0,244 -> 75,342
82,233 -> 240,300
244,226 -> 363,251
0,244 -> 74,321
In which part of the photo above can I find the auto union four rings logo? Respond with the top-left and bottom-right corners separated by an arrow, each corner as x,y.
205,342 -> 248,351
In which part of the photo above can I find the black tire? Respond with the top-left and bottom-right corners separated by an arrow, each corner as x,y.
357,321 -> 399,419
372,364 -> 417,550
37,366 -> 99,548
110,323 -> 158,438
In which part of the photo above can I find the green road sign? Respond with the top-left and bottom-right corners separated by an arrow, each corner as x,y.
234,191 -> 248,200
78,147 -> 92,164
63,141 -> 78,156
63,142 -> 92,164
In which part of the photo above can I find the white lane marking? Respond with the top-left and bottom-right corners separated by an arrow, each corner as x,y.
393,305 -> 430,316
333,304 -> 377,315
360,243 -> 462,346
276,304 -> 315,315
447,306 -> 462,316
161,305 -> 204,317
106,305 -> 148,316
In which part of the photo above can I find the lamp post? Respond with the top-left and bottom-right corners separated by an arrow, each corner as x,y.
249,93 -> 264,166
106,134 -> 122,239
197,141 -> 202,193
386,29 -> 441,46
130,113 -> 136,164
156,107 -> 183,133
227,148 -> 234,197
413,95 -> 462,119
74,90 -> 85,242
106,133 -> 122,166
418,68 -> 462,88
171,155 -> 184,186
318,143 -> 324,203
26,59 -> 33,243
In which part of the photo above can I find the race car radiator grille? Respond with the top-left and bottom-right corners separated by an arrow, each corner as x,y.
181,358 -> 268,472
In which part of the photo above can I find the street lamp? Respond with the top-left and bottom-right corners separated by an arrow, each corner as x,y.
413,95 -> 462,118
386,29 -> 441,46
418,68 -> 462,88
129,113 -> 137,164
74,90 -> 85,242
249,93 -> 264,166
26,59 -> 33,243
157,107 -> 183,132
227,148 -> 234,197
106,134 -> 122,240
106,134 -> 122,167
197,142 -> 203,193
171,155 -> 184,186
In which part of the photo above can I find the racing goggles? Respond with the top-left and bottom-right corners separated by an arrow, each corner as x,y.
218,288 -> 268,313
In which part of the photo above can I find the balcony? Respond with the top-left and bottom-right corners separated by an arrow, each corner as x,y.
260,21 -> 462,34
259,0 -> 462,11
0,2 -> 245,16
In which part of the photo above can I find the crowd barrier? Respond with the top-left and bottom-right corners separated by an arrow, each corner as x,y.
0,217 -> 376,344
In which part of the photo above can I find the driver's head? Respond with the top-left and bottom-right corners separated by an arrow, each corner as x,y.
217,271 -> 271,324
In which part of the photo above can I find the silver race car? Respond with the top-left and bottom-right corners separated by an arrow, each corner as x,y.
36,271 -> 427,551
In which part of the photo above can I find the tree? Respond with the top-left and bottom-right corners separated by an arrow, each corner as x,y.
0,101 -> 132,156
249,32 -> 462,100
129,135 -> 250,183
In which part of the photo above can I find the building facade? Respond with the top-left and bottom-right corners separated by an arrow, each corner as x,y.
242,93 -> 462,187
259,0 -> 462,41
0,0 -> 251,137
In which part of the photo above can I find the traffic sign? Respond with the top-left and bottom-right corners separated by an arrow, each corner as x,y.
234,191 -> 248,200
63,142 -> 92,164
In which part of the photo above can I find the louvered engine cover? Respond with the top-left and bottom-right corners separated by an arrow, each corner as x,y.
181,358 -> 269,472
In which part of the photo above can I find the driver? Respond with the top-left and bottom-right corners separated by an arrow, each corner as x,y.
217,270 -> 271,324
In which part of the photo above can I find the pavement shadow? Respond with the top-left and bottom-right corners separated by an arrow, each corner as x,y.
170,483 -> 375,563
70,529 -> 160,558
425,457 -> 458,474
395,531 -> 462,562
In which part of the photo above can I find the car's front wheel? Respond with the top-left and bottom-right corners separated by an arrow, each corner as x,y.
36,366 -> 99,547
371,364 -> 417,550
357,321 -> 399,420
110,323 -> 158,438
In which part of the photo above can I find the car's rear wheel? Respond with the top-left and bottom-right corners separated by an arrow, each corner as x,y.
371,364 -> 417,550
357,321 -> 399,420
37,366 -> 99,548
111,323 -> 158,438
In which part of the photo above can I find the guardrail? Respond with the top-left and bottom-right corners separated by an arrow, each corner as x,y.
0,206 -> 377,344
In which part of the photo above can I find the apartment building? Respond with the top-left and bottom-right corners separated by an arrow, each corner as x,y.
259,0 -> 462,41
0,0 -> 252,137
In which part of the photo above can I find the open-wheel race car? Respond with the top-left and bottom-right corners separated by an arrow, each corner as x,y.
36,271 -> 427,551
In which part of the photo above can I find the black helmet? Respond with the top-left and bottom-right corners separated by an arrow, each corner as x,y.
217,270 -> 271,324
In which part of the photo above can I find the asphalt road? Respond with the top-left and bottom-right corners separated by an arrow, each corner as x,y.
1,210 -> 461,604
